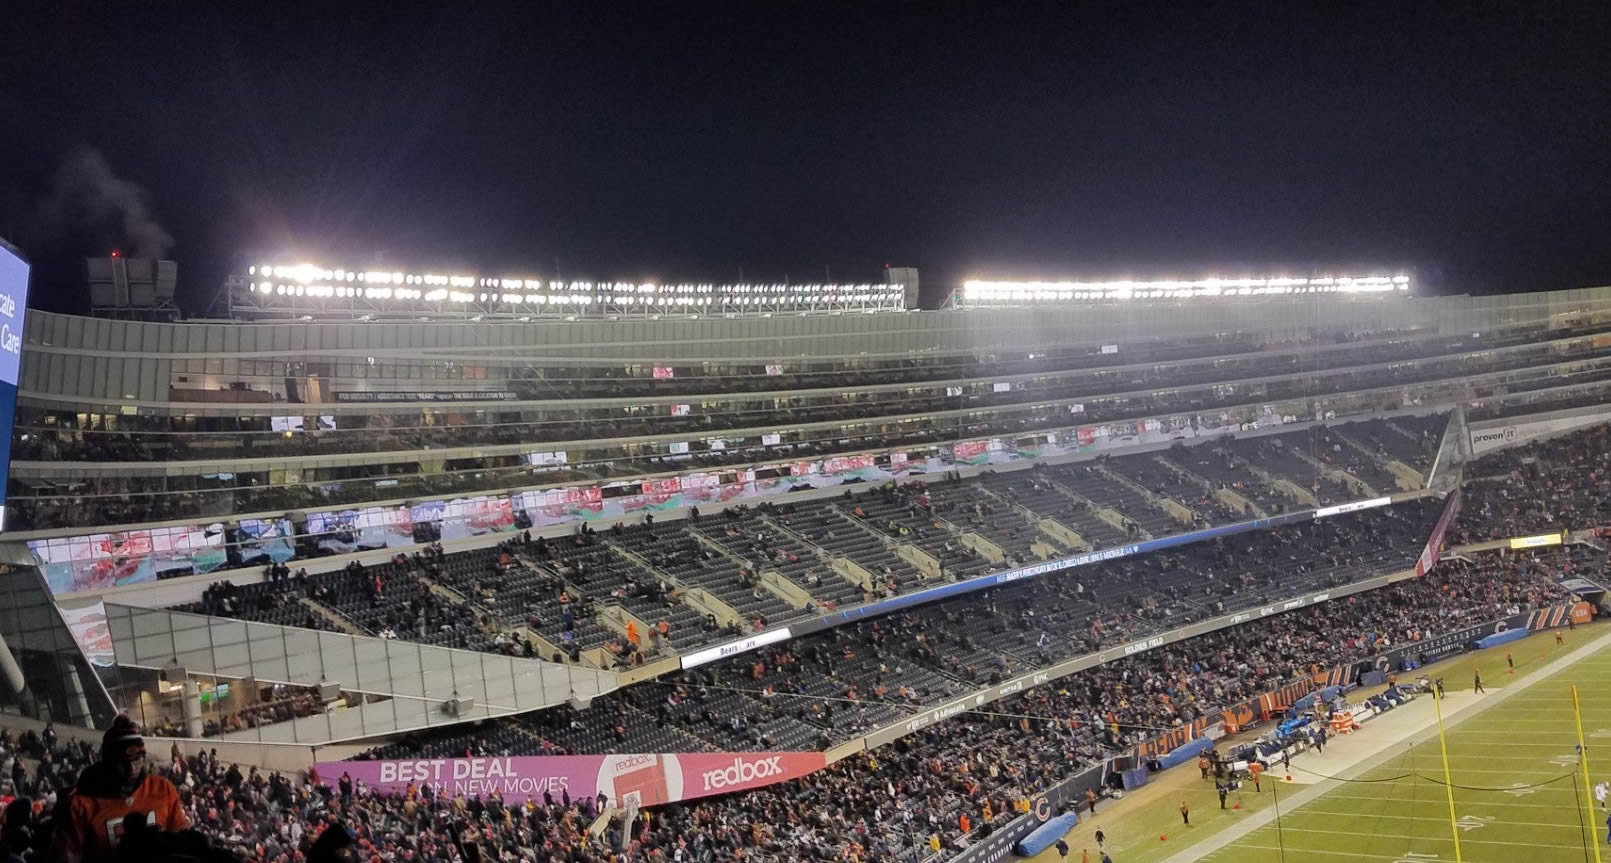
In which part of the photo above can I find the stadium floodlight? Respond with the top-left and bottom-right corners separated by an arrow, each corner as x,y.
238,261 -> 906,318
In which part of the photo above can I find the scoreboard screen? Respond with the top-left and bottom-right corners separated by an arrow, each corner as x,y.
0,245 -> 30,531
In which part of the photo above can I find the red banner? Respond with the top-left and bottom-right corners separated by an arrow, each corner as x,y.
953,440 -> 988,461
1415,489 -> 1461,577
821,454 -> 876,475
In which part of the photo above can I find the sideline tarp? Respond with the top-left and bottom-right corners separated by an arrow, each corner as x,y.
1474,628 -> 1528,650
1157,736 -> 1213,770
1016,813 -> 1081,857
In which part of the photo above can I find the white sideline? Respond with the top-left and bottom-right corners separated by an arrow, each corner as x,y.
1158,628 -> 1611,863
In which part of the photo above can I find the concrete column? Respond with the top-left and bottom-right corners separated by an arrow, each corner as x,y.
0,631 -> 27,694
61,661 -> 94,725
0,630 -> 35,715
182,679 -> 204,738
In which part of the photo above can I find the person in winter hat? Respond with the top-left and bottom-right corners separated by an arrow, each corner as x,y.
53,714 -> 187,863
2,797 -> 35,863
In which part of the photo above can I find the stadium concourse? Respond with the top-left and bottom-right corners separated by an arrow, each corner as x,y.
4,272 -> 1611,863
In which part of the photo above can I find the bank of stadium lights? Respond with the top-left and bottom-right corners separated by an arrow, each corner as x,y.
244,263 -> 896,308
959,275 -> 1411,304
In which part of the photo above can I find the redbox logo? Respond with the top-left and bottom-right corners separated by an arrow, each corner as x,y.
700,756 -> 783,791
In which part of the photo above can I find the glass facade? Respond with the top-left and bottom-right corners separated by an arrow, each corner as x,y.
0,562 -> 118,728
87,603 -> 615,744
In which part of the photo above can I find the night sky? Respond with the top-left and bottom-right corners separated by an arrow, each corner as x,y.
3,2 -> 1610,313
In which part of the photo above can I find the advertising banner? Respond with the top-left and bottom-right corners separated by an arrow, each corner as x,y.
317,751 -> 825,808
1314,497 -> 1391,519
239,518 -> 296,565
1508,532 -> 1563,550
1414,489 -> 1460,577
439,496 -> 515,540
0,245 -> 29,532
952,440 -> 990,465
31,524 -> 226,594
59,600 -> 115,667
333,391 -> 519,402
1525,601 -> 1593,630
306,510 -> 360,554
1468,407 -> 1611,455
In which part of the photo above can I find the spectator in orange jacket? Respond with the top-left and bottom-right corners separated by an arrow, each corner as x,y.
56,715 -> 188,863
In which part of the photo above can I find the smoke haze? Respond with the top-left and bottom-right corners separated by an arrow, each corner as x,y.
32,147 -> 173,259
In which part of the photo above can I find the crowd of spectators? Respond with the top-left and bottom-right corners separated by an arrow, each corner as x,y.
12,347 -> 1611,858
1453,422 -> 1611,542
131,687 -> 328,741
0,542 -> 1578,863
369,498 -> 1443,763
115,414 -> 1608,755
132,467 -> 1439,755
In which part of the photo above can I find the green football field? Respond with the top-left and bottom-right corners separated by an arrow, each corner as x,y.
1031,625 -> 1611,863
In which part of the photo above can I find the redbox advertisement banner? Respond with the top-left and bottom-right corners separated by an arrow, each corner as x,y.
315,751 -> 826,808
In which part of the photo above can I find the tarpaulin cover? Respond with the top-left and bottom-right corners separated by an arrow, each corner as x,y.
1473,628 -> 1529,650
1156,736 -> 1213,770
1015,813 -> 1081,857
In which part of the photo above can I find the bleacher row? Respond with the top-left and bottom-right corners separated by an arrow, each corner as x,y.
358,493 -> 1444,761
181,415 -> 1445,670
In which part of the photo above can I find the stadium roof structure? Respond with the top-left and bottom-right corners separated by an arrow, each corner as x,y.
101,602 -> 619,744
224,262 -> 913,321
